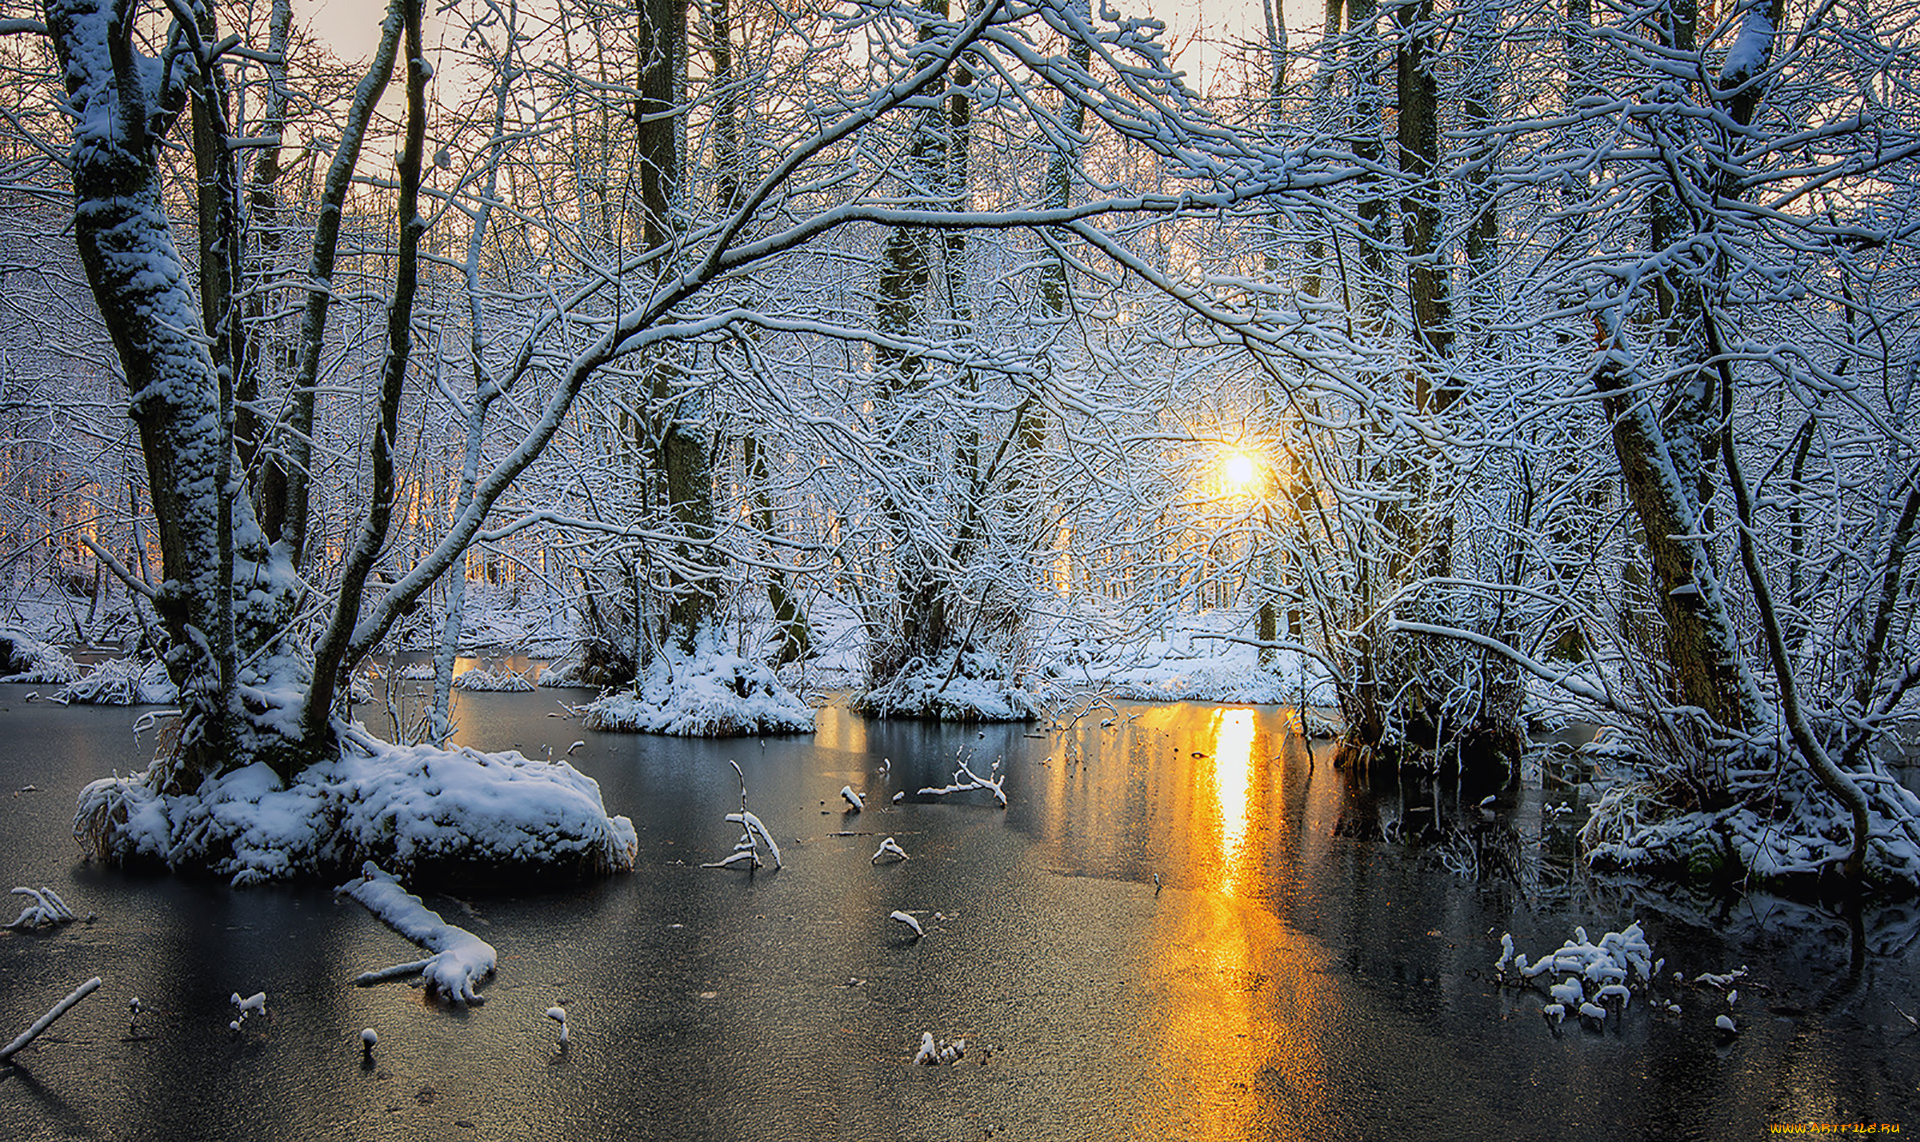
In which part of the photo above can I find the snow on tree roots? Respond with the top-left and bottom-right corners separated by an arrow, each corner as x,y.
74,734 -> 637,886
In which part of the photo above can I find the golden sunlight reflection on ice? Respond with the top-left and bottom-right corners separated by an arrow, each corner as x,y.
1141,705 -> 1337,1141
1211,707 -> 1258,897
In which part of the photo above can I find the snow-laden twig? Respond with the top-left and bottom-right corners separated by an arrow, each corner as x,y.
0,977 -> 101,1063
890,910 -> 924,939
546,1005 -> 569,1044
841,785 -> 864,812
872,837 -> 908,864
917,753 -> 1007,808
704,761 -> 783,870
337,864 -> 496,1004
7,887 -> 76,930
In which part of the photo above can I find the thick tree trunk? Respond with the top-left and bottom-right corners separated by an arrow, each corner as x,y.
47,0 -> 302,789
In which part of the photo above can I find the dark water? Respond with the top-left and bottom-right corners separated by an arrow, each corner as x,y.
1,687 -> 1915,1141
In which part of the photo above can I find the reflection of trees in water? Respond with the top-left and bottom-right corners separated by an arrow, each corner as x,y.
1328,754 -> 1524,888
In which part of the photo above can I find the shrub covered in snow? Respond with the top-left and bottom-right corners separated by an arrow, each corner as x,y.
451,666 -> 536,692
59,656 -> 176,705
855,651 -> 1038,722
0,631 -> 80,684
1581,763 -> 1920,893
582,644 -> 813,736
74,730 -> 637,886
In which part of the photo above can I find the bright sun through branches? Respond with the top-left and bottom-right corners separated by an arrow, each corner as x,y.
1218,448 -> 1261,495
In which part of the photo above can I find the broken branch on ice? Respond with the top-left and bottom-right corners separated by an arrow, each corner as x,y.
1,977 -> 101,1063
337,864 -> 495,1004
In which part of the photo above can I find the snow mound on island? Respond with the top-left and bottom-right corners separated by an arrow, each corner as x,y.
75,733 -> 637,886
0,630 -> 81,684
582,646 -> 814,736
854,651 -> 1039,722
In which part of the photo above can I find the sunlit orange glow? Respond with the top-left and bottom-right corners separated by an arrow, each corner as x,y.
1219,447 -> 1261,496
1212,707 -> 1257,897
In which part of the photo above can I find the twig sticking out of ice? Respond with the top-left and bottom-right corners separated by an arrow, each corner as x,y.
705,762 -> 783,871
872,837 -> 908,864
890,910 -> 924,940
842,786 -> 864,812
229,990 -> 267,1033
7,886 -> 76,929
0,977 -> 101,1063
337,864 -> 496,1005
912,1031 -> 966,1064
1695,968 -> 1747,990
360,1028 -> 378,1051
918,755 -> 1007,808
546,1006 -> 569,1045
891,792 -> 904,804
1716,1014 -> 1738,1034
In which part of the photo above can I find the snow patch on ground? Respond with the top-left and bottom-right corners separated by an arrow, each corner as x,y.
582,642 -> 813,736
75,732 -> 637,885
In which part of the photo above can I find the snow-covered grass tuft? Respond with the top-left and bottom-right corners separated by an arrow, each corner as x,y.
58,656 -> 175,705
75,732 -> 638,885
7,886 -> 76,929
1498,922 -> 1665,1032
451,666 -> 535,692
339,864 -> 495,1004
582,644 -> 814,737
0,631 -> 80,684
855,651 -> 1039,723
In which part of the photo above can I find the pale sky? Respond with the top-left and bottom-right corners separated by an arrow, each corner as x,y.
299,0 -> 1329,95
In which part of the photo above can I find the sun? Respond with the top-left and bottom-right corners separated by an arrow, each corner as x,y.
1219,448 -> 1261,495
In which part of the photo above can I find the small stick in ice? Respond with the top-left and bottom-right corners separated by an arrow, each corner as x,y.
841,786 -> 864,812
360,1028 -> 378,1053
230,990 -> 267,1033
1,977 -> 102,1063
872,837 -> 908,864
546,1006 -> 569,1045
890,910 -> 924,940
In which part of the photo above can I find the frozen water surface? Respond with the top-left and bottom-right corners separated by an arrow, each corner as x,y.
1,688 -> 1915,1140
